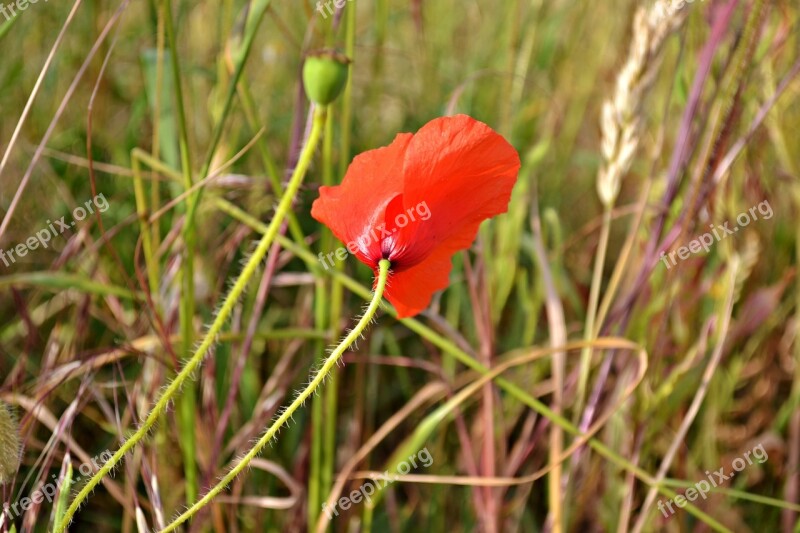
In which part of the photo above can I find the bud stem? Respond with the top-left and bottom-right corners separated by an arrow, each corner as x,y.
58,105 -> 329,532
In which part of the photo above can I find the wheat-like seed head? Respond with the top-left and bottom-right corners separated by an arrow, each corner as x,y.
0,402 -> 20,485
597,4 -> 688,207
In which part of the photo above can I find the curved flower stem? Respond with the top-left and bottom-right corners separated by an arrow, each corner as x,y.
160,259 -> 392,533
56,105 -> 327,533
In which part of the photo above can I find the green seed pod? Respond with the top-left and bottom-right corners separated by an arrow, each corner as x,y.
0,402 -> 20,485
302,49 -> 350,106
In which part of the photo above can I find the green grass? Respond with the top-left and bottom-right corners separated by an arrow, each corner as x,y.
1,1 -> 799,532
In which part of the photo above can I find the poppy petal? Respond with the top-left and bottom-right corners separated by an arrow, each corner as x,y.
380,216 -> 488,317
311,133 -> 413,266
380,243 -> 454,318
393,115 -> 520,267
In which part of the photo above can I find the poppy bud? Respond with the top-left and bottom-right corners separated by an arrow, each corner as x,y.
302,49 -> 350,106
0,402 -> 20,484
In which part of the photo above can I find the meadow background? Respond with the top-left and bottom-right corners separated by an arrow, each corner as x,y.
0,0 -> 799,531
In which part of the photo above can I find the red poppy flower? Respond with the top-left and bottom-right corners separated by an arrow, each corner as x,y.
311,114 -> 521,318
